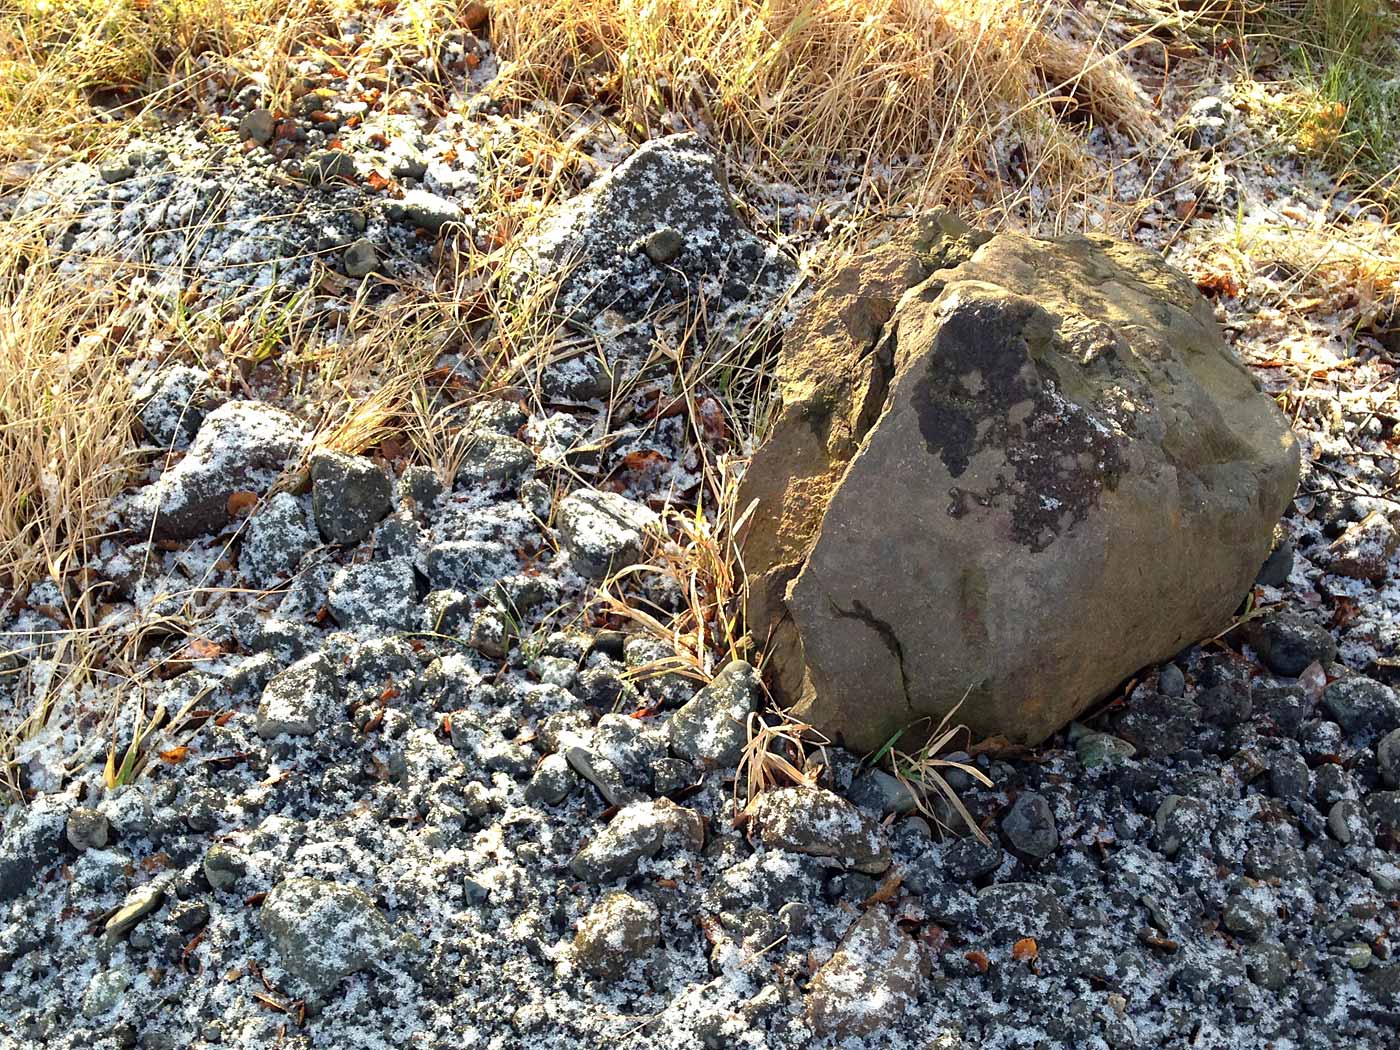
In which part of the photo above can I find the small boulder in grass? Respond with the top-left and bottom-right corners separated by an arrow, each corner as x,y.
805,909 -> 929,1039
573,891 -> 661,980
310,449 -> 392,546
556,488 -> 658,580
1325,511 -> 1399,581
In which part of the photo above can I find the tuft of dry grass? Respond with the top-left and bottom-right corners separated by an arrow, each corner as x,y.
490,0 -> 1154,201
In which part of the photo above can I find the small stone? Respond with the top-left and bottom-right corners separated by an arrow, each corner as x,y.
203,844 -> 248,890
525,753 -> 577,805
397,465 -> 443,517
642,226 -> 685,265
941,838 -> 1004,882
1001,791 -> 1058,860
310,449 -> 392,545
105,882 -> 166,938
1181,95 -> 1230,151
303,150 -> 356,184
468,605 -> 515,658
849,768 -> 920,816
1269,753 -> 1311,801
1076,732 -> 1136,770
1158,663 -> 1186,697
66,807 -> 110,851
81,968 -> 130,1018
391,189 -> 464,232
240,492 -> 317,586
1155,795 -> 1211,857
1245,615 -> 1337,678
573,891 -> 661,979
569,798 -> 704,883
1328,799 -> 1372,846
665,659 -> 761,766
1245,943 -> 1289,991
1347,943 -> 1374,971
136,365 -> 220,449
170,900 -> 209,934
261,878 -> 397,996
256,654 -> 338,739
326,558 -> 418,630
99,160 -> 135,183
423,589 -> 473,636
238,108 -> 276,145
1324,511 -> 1398,581
805,909 -> 927,1038
562,743 -> 637,808
751,787 -> 890,874
374,511 -> 423,560
425,539 -> 512,591
556,489 -> 658,579
1256,541 -> 1294,588
1322,675 -> 1400,739
343,238 -> 379,277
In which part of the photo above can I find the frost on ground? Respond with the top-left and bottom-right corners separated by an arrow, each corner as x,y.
2,9 -> 1400,1050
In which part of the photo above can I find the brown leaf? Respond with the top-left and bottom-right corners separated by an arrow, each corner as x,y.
226,491 -> 258,518
186,637 -> 223,660
862,871 -> 904,907
157,746 -> 190,764
1011,937 -> 1038,963
964,949 -> 990,974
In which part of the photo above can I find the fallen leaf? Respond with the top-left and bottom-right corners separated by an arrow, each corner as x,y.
226,491 -> 258,517
964,949 -> 990,974
158,746 -> 190,764
1011,937 -> 1038,963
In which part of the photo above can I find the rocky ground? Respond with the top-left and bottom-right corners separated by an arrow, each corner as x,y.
2,7 -> 1399,1050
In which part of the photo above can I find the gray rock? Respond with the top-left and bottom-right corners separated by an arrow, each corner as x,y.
1245,615 -> 1337,678
425,539 -> 513,591
261,878 -> 396,995
240,492 -> 318,586
751,787 -> 890,874
99,160 -> 134,183
1322,676 -> 1400,739
1364,964 -> 1400,1008
390,189 -> 464,232
256,654 -> 338,739
423,589 -> 473,636
343,238 -> 379,277
454,430 -> 534,487
127,401 -> 308,540
397,465 -> 443,517
81,968 -> 131,1018
562,743 -> 638,808
1328,798 -> 1372,847
203,844 -> 248,890
941,838 -> 1004,882
239,108 -> 276,145
1379,728 -> 1400,788
1155,795 -> 1212,857
557,488 -> 658,579
569,798 -> 704,883
1076,732 -> 1137,770
514,134 -> 794,334
1222,889 -> 1272,939
977,882 -> 1071,945
1245,942 -> 1289,991
805,909 -> 927,1038
303,150 -> 356,185
665,659 -> 761,765
1158,663 -> 1186,698
1001,791 -> 1058,859
1256,541 -> 1294,587
136,365 -> 221,449
374,511 -> 423,560
1324,511 -> 1398,581
106,881 -> 166,938
311,449 -> 392,545
468,605 -> 516,659
66,807 -> 110,851
591,714 -> 667,787
0,796 -> 67,902
744,218 -> 1299,751
1269,753 -> 1311,801
849,768 -> 920,816
573,891 -> 661,979
1182,95 -> 1230,151
326,558 -> 417,630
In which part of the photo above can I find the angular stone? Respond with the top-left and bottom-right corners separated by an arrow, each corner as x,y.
261,878 -> 396,995
741,217 -> 1299,750
573,891 -> 661,979
806,909 -> 928,1038
1324,511 -> 1398,581
311,449 -> 392,546
239,108 -> 276,145
256,654 -> 338,739
666,659 -> 761,765
750,787 -> 890,874
136,365 -> 221,449
557,488 -> 658,579
105,882 -> 165,938
326,559 -> 418,630
569,798 -> 704,883
129,401 -> 308,540
240,492 -> 318,586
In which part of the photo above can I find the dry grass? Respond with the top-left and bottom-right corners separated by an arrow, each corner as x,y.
490,0 -> 1154,204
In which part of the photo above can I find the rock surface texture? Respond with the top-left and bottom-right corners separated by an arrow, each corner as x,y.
742,214 -> 1301,750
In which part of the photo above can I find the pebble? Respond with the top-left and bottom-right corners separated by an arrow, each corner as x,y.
65,807 -> 110,851
261,878 -> 396,995
556,488 -> 658,580
1158,663 -> 1186,697
203,844 -> 248,890
344,237 -> 379,277
569,798 -> 704,883
310,449 -> 392,545
751,787 -> 890,875
255,653 -> 338,739
1001,791 -> 1059,860
105,882 -> 166,938
572,891 -> 660,979
665,659 -> 761,766
1246,615 -> 1337,677
805,909 -> 926,1038
238,108 -> 276,145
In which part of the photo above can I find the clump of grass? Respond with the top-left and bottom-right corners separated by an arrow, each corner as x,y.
735,708 -> 827,814
490,0 -> 1153,200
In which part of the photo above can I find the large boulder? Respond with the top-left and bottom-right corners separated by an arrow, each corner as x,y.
741,214 -> 1299,751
